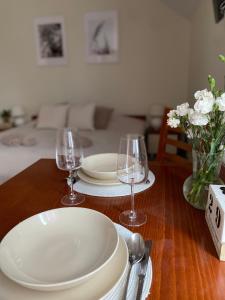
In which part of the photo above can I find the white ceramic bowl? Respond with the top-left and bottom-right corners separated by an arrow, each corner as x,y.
81,153 -> 118,180
0,207 -> 119,291
77,170 -> 121,186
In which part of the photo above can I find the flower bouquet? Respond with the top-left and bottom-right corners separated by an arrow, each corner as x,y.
167,55 -> 225,209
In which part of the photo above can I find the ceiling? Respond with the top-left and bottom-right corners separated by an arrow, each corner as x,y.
161,0 -> 199,19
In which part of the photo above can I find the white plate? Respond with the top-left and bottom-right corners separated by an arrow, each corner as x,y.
81,153 -> 118,180
0,207 -> 119,291
75,170 -> 155,197
78,169 -> 121,186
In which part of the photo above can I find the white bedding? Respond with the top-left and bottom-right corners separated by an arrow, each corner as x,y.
0,115 -> 146,184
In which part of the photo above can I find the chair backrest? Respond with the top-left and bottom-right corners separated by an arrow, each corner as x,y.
156,107 -> 192,166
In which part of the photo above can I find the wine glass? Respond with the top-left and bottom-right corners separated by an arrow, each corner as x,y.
56,128 -> 85,206
117,134 -> 148,227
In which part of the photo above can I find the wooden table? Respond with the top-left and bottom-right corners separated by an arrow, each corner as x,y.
1,159 -> 225,299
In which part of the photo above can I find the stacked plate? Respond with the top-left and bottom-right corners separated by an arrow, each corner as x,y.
0,207 -> 152,299
79,153 -> 121,186
76,153 -> 155,197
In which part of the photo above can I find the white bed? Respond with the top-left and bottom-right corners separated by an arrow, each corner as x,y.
0,114 -> 146,184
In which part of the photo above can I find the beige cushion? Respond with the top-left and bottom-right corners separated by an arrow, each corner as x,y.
68,103 -> 95,130
37,104 -> 68,129
94,106 -> 114,129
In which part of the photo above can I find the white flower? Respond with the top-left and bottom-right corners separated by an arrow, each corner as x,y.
193,89 -> 214,114
188,108 -> 194,115
215,93 -> 225,111
194,98 -> 214,114
176,102 -> 189,116
167,117 -> 180,128
167,109 -> 176,118
194,89 -> 213,101
188,111 -> 209,126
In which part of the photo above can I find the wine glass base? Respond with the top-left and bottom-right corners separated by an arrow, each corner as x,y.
61,193 -> 85,206
119,210 -> 147,227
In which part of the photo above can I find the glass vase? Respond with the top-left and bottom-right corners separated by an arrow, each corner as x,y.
183,149 -> 224,210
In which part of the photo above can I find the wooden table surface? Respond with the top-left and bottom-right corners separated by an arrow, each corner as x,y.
0,159 -> 225,299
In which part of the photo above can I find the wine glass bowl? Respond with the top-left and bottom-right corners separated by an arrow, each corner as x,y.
117,134 -> 148,227
56,128 -> 85,206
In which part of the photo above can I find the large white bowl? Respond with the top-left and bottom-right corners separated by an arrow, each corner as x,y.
0,207 -> 119,291
0,233 -> 129,300
81,153 -> 118,180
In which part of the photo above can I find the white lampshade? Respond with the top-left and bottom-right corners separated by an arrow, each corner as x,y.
147,104 -> 164,130
11,105 -> 25,117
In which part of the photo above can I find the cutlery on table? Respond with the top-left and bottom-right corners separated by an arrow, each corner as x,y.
136,240 -> 152,300
124,233 -> 145,299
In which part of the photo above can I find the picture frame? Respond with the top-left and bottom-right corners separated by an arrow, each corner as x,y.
84,11 -> 119,63
34,16 -> 67,66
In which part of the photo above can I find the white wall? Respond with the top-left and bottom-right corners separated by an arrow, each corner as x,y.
0,0 -> 191,116
189,0 -> 225,99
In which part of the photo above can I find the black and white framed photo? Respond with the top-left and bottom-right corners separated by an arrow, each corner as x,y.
84,11 -> 119,63
34,16 -> 67,66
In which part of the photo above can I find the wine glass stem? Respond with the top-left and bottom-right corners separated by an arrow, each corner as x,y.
69,170 -> 75,198
130,179 -> 136,220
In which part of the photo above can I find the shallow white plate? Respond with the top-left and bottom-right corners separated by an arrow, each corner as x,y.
81,153 -> 118,180
75,170 -> 155,197
0,207 -> 119,291
78,169 -> 121,186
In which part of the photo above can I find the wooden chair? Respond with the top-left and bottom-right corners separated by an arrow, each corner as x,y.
156,107 -> 192,166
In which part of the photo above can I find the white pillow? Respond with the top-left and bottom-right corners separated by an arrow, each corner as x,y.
37,104 -> 68,129
67,103 -> 95,130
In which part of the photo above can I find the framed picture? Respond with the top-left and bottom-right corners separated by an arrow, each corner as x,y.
34,16 -> 67,66
85,11 -> 119,63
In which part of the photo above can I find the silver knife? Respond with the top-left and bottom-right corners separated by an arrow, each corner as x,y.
136,240 -> 152,300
